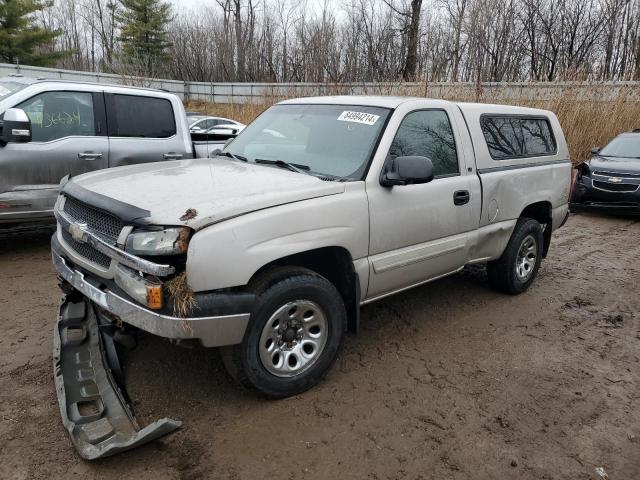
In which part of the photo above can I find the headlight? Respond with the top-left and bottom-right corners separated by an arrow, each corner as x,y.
577,162 -> 590,179
125,227 -> 191,256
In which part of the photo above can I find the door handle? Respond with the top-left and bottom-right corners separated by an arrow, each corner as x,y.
453,190 -> 470,206
163,152 -> 183,160
78,152 -> 103,160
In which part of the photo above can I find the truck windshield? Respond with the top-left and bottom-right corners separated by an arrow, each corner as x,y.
0,81 -> 27,101
599,135 -> 640,159
223,104 -> 391,180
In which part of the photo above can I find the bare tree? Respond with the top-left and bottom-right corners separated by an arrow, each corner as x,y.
34,0 -> 640,83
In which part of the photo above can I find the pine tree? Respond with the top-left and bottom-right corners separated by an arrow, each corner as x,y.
0,0 -> 66,66
117,0 -> 172,72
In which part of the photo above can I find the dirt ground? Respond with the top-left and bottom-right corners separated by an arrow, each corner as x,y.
0,213 -> 638,480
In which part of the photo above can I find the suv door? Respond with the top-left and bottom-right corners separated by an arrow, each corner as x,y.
366,108 -> 480,299
106,93 -> 190,167
0,90 -> 107,222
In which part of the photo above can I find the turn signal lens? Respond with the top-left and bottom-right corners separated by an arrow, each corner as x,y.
115,264 -> 164,310
146,285 -> 164,310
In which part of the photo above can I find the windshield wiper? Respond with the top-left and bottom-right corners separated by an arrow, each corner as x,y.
216,150 -> 247,162
254,158 -> 311,175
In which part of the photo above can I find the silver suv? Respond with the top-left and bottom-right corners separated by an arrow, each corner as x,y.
0,76 -> 193,225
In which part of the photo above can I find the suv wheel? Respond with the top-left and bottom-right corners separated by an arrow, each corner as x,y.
487,217 -> 543,295
221,267 -> 346,398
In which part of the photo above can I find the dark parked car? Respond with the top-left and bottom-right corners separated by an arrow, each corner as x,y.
570,131 -> 640,214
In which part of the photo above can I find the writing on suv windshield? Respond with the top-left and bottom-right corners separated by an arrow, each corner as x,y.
223,104 -> 391,180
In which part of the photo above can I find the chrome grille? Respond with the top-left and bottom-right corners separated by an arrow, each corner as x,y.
594,170 -> 640,179
61,228 -> 112,269
60,195 -> 124,269
63,196 -> 123,243
593,180 -> 639,192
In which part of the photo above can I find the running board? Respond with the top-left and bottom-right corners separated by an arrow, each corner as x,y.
53,296 -> 181,460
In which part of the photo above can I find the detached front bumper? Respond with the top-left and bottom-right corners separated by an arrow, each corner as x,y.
54,296 -> 181,459
52,246 -> 251,348
52,244 -> 254,459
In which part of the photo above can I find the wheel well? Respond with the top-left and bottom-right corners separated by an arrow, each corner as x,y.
520,201 -> 552,257
249,247 -> 360,333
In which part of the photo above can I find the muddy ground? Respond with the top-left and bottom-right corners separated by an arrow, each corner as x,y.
0,213 -> 638,480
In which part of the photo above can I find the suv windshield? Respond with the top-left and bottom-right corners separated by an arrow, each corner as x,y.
599,134 -> 640,158
224,104 -> 391,180
0,81 -> 27,101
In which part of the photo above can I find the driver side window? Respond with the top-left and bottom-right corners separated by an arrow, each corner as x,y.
18,91 -> 96,142
390,110 -> 459,177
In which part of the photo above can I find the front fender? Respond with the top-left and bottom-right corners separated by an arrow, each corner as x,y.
186,184 -> 369,292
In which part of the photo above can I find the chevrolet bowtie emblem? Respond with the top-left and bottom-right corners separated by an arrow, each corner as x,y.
69,222 -> 88,243
608,177 -> 623,183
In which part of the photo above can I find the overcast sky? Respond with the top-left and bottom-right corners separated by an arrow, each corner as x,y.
169,0 -> 205,11
168,0 -> 345,18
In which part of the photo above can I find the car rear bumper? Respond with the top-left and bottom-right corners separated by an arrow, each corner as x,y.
52,240 -> 252,348
54,296 -> 181,459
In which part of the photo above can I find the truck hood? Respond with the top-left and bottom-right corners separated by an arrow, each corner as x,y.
71,158 -> 345,230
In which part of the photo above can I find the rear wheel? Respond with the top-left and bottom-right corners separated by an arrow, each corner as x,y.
222,267 -> 346,398
487,218 -> 543,295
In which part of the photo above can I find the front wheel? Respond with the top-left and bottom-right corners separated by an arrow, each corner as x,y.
222,267 -> 346,398
487,217 -> 544,295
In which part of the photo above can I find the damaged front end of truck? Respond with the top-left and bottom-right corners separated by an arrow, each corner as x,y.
51,180 -> 253,459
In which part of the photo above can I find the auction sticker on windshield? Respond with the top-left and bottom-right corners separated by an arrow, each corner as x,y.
338,111 -> 380,126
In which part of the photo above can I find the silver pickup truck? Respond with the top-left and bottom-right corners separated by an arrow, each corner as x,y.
0,76 -> 233,225
50,96 -> 571,459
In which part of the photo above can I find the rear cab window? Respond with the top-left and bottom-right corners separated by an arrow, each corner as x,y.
481,115 -> 556,160
109,94 -> 176,138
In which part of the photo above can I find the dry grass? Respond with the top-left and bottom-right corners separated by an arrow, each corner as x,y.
164,272 -> 196,319
185,84 -> 640,162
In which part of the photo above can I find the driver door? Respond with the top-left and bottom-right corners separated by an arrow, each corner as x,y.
0,90 -> 107,219
365,108 -> 479,300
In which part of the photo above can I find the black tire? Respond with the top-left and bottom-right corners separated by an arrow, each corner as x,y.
487,217 -> 544,295
221,266 -> 347,398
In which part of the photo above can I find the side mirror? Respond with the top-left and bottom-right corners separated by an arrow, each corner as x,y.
591,147 -> 600,155
2,108 -> 32,143
380,156 -> 434,187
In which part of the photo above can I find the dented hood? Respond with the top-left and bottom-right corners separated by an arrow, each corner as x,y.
71,158 -> 345,230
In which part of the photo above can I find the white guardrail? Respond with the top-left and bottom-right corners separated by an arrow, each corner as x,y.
2,63 -> 640,103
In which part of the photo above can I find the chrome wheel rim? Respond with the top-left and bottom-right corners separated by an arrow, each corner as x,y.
258,300 -> 328,378
516,234 -> 537,281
